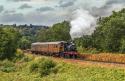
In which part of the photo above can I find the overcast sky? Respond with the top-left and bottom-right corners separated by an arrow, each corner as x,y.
0,0 -> 125,26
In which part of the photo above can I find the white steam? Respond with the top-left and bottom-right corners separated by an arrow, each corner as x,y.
70,9 -> 96,39
70,0 -> 125,39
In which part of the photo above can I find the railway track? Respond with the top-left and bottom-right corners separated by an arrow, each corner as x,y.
53,57 -> 125,69
35,54 -> 125,69
24,51 -> 125,69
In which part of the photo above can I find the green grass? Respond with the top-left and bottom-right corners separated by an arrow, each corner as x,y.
40,62 -> 125,81
0,54 -> 125,81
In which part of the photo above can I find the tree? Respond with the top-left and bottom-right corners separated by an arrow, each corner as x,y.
0,27 -> 21,59
74,35 -> 93,48
37,21 -> 71,42
19,36 -> 31,49
93,8 -> 125,52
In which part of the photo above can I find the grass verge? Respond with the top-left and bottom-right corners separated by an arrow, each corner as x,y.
0,51 -> 125,81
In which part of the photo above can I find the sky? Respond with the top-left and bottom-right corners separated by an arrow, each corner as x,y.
0,0 -> 125,26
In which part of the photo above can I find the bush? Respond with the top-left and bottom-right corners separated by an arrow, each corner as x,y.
13,49 -> 25,62
29,62 -> 39,73
29,58 -> 57,77
0,60 -> 15,73
13,49 -> 33,62
77,46 -> 100,54
16,49 -> 24,58
38,58 -> 56,76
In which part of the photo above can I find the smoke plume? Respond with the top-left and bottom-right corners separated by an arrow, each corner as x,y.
70,9 -> 96,39
70,0 -> 125,39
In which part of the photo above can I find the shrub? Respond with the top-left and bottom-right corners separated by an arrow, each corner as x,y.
77,46 -> 100,54
29,62 -> 39,73
29,58 -> 57,77
13,49 -> 25,62
0,60 -> 15,73
38,58 -> 56,77
14,49 -> 33,62
77,46 -> 85,53
16,49 -> 24,58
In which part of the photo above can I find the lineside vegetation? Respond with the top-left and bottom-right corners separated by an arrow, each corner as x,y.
0,51 -> 125,81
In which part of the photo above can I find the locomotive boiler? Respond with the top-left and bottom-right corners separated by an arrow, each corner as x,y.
31,41 -> 78,58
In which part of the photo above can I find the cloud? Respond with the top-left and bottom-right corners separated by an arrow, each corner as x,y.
106,0 -> 125,5
0,9 -> 71,25
1,0 -> 125,26
88,0 -> 125,17
0,5 -> 4,13
19,4 -> 32,9
8,0 -> 31,2
36,7 -> 54,12
59,0 -> 74,8
4,10 -> 16,14
0,13 -> 25,23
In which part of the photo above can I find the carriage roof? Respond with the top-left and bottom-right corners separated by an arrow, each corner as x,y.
32,41 -> 66,45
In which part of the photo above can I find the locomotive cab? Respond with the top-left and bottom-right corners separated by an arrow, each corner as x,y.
62,42 -> 78,58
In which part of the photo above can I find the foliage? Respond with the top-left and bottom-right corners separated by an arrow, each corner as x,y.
1,24 -> 49,50
29,61 -> 39,73
75,35 -> 93,48
37,21 -> 71,42
119,37 -> 125,53
29,58 -> 57,77
14,49 -> 34,62
77,46 -> 99,54
0,60 -> 15,73
19,36 -> 31,50
93,9 -> 125,52
0,27 -> 21,60
15,49 -> 25,59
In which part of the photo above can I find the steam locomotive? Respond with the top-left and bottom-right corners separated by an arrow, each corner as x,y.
31,41 -> 78,58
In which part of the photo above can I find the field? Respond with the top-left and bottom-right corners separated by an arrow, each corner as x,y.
0,52 -> 125,81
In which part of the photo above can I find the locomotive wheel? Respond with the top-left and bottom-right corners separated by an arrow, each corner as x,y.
69,55 -> 73,58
